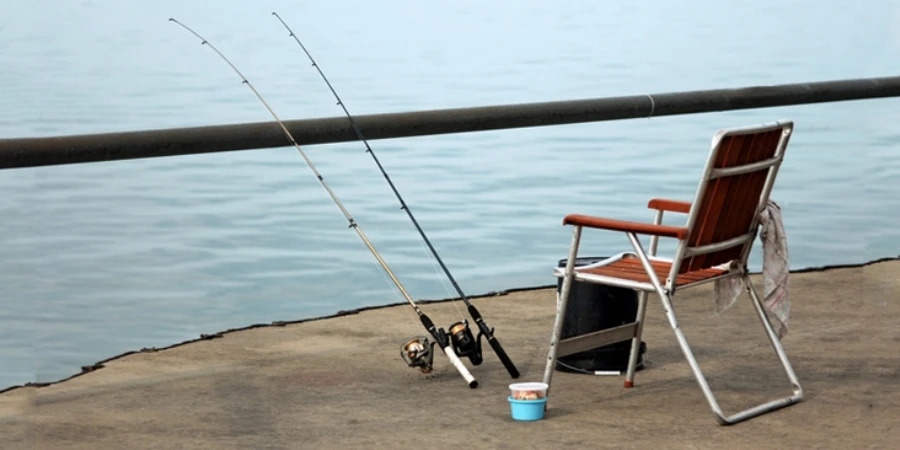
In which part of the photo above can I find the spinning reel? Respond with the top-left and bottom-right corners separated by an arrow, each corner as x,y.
401,336 -> 436,374
401,320 -> 486,373
448,320 -> 484,365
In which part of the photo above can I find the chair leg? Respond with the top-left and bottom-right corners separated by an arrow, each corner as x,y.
542,226 -> 582,401
654,278 -> 803,425
624,290 -> 648,388
743,274 -> 804,399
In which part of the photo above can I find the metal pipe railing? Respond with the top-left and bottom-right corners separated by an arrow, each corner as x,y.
2,75 -> 899,170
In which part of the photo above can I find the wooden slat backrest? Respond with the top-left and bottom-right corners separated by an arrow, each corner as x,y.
679,126 -> 788,274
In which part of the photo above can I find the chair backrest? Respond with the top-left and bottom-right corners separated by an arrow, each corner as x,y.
671,121 -> 793,278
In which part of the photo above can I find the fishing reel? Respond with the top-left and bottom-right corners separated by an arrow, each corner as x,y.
401,320 -> 485,374
401,336 -> 436,374
448,320 -> 484,366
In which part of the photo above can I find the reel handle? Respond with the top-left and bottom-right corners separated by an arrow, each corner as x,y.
440,344 -> 478,389
468,336 -> 484,366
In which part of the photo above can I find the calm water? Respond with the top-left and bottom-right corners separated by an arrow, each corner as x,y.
1,0 -> 898,390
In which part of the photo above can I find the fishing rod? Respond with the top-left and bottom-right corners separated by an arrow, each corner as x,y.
169,18 -> 478,389
271,11 -> 520,380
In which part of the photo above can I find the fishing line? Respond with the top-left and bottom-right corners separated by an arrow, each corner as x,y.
352,231 -> 418,323
403,217 -> 463,313
271,11 -> 519,379
169,17 -> 478,388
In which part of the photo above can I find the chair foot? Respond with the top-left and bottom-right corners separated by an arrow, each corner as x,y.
624,380 -> 634,388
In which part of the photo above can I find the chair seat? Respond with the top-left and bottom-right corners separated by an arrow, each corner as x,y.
575,254 -> 729,287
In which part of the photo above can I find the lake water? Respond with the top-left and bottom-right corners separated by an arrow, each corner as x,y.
1,0 -> 898,391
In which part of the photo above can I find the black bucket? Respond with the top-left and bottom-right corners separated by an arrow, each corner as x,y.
555,257 -> 646,374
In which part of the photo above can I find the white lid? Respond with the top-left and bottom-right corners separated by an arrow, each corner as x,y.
509,382 -> 548,391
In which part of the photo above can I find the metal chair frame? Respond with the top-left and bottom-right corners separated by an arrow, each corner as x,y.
542,121 -> 803,425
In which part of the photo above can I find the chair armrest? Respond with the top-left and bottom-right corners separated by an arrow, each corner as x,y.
563,214 -> 689,239
648,198 -> 692,214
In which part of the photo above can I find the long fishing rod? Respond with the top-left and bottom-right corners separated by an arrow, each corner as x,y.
271,12 -> 520,379
169,18 -> 478,389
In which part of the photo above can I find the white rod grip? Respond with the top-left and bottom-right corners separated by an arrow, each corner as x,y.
441,345 -> 478,388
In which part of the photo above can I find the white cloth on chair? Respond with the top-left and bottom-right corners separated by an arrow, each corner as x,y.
713,200 -> 791,339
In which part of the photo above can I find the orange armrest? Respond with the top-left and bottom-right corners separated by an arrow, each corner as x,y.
647,198 -> 692,214
563,214 -> 689,239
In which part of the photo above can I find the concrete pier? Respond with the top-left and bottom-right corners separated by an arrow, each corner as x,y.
2,258 -> 898,449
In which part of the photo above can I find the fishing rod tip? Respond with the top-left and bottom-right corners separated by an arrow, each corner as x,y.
168,18 -> 175,22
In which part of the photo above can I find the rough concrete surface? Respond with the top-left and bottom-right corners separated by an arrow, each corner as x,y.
1,259 -> 898,449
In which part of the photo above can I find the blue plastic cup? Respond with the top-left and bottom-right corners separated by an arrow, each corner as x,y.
508,396 -> 548,421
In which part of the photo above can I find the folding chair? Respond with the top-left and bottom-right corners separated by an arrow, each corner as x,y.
542,121 -> 803,425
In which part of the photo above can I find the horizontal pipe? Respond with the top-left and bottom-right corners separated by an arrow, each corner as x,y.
2,75 -> 900,170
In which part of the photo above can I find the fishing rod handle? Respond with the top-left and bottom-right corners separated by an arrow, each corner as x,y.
468,305 -> 519,378
487,335 -> 520,379
440,344 -> 478,389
